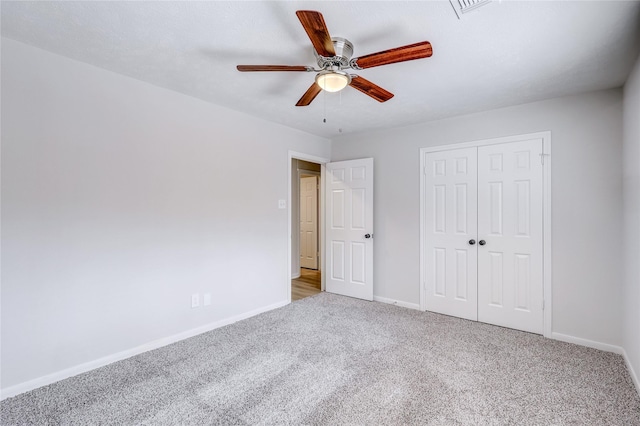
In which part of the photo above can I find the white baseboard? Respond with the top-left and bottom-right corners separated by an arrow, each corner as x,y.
539,333 -> 640,395
622,348 -> 640,396
291,273 -> 300,279
550,332 -> 623,354
373,295 -> 420,310
0,299 -> 289,401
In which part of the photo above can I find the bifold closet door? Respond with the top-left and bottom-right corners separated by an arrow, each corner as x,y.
424,147 -> 478,321
477,140 -> 544,334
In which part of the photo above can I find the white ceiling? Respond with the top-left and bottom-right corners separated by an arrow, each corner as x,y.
2,1 -> 639,138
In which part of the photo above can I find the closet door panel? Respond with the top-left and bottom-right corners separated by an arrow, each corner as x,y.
424,148 -> 478,321
477,139 -> 544,334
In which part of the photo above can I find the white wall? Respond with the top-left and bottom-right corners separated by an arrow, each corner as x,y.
332,89 -> 624,347
0,39 -> 330,390
623,53 -> 640,389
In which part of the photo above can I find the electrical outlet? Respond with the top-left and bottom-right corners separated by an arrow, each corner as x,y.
203,293 -> 211,306
278,199 -> 286,209
191,293 -> 200,308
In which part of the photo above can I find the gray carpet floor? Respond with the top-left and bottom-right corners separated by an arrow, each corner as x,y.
2,292 -> 640,425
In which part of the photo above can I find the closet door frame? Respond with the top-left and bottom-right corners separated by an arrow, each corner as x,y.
419,131 -> 552,338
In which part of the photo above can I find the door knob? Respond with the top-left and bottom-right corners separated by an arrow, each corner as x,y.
364,234 -> 371,239
479,240 -> 486,246
469,239 -> 476,245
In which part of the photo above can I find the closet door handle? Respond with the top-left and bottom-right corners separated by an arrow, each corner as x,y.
468,239 -> 476,245
479,240 -> 486,246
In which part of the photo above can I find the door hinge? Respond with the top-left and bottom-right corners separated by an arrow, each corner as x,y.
540,153 -> 550,165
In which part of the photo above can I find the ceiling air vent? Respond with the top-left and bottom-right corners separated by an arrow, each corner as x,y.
449,0 -> 492,19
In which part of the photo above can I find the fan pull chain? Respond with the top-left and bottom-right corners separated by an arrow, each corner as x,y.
323,88 -> 327,123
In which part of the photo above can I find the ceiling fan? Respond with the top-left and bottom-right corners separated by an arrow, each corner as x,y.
237,10 -> 433,106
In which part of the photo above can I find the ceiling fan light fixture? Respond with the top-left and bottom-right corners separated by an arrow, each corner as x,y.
237,11 -> 432,106
315,70 -> 351,92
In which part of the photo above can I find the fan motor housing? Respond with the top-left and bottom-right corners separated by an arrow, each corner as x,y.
315,37 -> 353,69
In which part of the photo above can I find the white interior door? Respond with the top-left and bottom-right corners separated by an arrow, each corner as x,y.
424,148 -> 478,321
477,139 -> 544,334
300,175 -> 318,269
325,158 -> 374,301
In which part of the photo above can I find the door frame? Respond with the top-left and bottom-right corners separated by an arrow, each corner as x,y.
419,131 -> 552,337
288,151 -> 329,304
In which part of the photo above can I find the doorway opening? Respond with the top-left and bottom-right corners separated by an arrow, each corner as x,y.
294,167 -> 321,301
288,153 -> 375,303
289,152 -> 329,303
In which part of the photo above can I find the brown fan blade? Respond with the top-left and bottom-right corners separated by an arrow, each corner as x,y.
349,75 -> 394,102
351,41 -> 433,69
296,82 -> 322,107
237,65 -> 310,72
296,10 -> 335,57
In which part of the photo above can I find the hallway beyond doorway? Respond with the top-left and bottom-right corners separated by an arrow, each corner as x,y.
292,268 -> 321,301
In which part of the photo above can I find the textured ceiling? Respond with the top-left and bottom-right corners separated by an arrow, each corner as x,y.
2,1 -> 639,138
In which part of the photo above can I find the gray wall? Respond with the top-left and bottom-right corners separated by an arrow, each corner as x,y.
1,39 -> 330,390
623,53 -> 640,389
332,89 -> 624,347
2,36 -> 636,395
